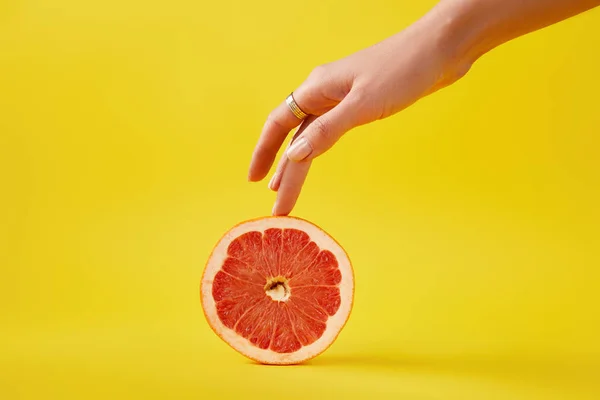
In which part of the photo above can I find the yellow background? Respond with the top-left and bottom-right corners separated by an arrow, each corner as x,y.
1,1 -> 599,399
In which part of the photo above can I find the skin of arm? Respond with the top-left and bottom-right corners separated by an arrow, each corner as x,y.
441,0 -> 600,66
247,0 -> 600,216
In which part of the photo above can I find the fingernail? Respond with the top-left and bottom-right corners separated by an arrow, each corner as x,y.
268,173 -> 278,190
286,138 -> 312,161
272,204 -> 278,216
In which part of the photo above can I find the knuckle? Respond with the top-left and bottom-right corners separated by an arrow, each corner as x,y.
312,118 -> 332,142
308,64 -> 328,81
266,111 -> 278,124
265,113 -> 286,131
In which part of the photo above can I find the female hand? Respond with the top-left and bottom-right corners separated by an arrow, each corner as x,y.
247,7 -> 469,216
247,0 -> 599,216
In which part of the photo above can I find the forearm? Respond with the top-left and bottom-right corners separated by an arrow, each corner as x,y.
431,0 -> 600,68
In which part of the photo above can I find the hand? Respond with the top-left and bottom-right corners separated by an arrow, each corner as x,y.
247,12 -> 469,216
247,0 -> 599,216
247,11 -> 471,216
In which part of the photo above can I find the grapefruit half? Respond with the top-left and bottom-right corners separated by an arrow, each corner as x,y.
201,216 -> 354,364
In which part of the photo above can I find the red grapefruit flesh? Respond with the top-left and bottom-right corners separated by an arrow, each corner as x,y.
201,217 -> 354,364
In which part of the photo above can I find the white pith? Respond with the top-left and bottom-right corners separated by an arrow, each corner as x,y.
265,279 -> 290,301
201,217 -> 354,365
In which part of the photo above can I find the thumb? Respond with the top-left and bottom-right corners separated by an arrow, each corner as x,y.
285,92 -> 364,162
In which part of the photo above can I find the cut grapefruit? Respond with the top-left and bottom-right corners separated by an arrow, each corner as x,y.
201,216 -> 354,365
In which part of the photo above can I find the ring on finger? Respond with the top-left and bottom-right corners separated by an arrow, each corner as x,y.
285,92 -> 309,120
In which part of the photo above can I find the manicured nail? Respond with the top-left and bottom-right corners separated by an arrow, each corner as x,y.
286,138 -> 312,161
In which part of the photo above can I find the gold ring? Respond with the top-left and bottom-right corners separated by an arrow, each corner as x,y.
285,93 -> 309,120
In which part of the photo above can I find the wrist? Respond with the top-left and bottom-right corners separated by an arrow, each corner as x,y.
423,0 -> 497,79
428,0 -> 600,69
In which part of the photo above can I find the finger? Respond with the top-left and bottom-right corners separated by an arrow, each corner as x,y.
271,117 -> 317,215
272,159 -> 312,216
268,150 -> 288,192
268,120 -> 308,192
285,91 -> 364,162
248,88 -> 314,182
